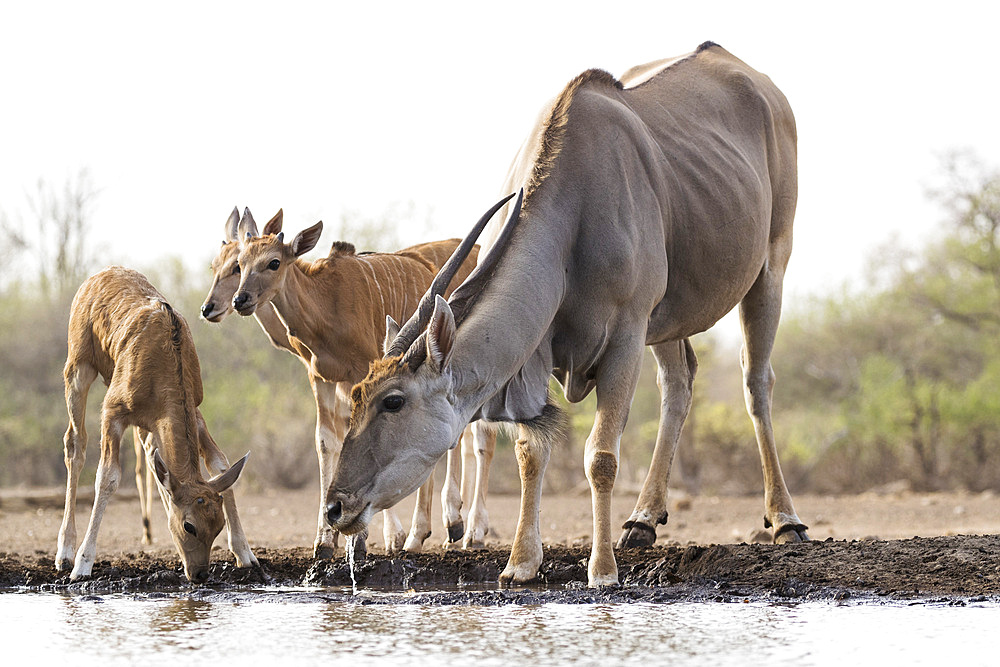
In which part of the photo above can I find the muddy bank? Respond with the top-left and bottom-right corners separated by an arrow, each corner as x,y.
4,534 -> 999,604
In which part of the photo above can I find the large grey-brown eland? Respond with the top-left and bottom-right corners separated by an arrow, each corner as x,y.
57,266 -> 256,582
214,208 -> 496,557
326,42 -> 808,586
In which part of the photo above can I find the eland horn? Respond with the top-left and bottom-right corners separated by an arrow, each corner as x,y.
386,191 -> 520,357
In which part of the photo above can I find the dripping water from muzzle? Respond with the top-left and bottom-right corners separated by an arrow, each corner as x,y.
346,534 -> 358,595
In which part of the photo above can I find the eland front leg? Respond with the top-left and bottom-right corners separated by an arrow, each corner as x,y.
499,426 -> 551,585
56,361 -> 97,573
440,426 -> 475,547
196,413 -> 259,568
439,440 -> 464,546
71,401 -> 126,580
462,421 -> 495,550
311,378 -> 347,559
402,472 -> 435,552
585,339 -> 645,586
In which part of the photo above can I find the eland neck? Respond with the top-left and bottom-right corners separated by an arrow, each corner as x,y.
150,394 -> 203,479
267,253 -> 436,384
447,202 -> 570,425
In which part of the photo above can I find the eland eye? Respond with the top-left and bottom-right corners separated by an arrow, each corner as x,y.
382,394 -> 405,412
184,521 -> 198,537
268,259 -> 280,271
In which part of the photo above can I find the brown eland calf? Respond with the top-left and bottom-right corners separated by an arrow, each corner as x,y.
57,266 -> 257,582
327,42 -> 808,586
214,207 -> 493,557
200,208 -> 477,557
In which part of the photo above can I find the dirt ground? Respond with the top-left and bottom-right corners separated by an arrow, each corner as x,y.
2,484 -> 1000,603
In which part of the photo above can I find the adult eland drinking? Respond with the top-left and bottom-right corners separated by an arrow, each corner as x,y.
326,42 -> 808,586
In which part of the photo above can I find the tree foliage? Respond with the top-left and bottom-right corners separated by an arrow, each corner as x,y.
4,158 -> 1000,495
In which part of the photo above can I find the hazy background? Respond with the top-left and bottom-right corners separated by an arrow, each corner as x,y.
3,2 -> 1000,499
3,2 -> 999,301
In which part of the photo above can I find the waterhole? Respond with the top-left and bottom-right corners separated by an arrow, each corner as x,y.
0,591 -> 996,665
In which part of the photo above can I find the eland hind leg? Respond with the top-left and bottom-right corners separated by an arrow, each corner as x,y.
56,360 -> 98,572
738,242 -> 808,543
133,427 -> 154,545
618,339 -> 697,548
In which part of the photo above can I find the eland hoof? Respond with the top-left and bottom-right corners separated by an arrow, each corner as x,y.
499,563 -> 540,586
403,531 -> 431,552
348,538 -> 368,563
774,523 -> 810,544
446,521 -> 465,545
313,545 -> 335,561
617,521 -> 657,549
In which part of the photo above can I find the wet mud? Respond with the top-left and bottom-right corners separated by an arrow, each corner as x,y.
4,534 -> 1000,605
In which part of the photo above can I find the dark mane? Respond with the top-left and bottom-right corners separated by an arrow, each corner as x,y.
328,241 -> 356,257
526,68 -> 623,199
162,301 -> 196,445
290,241 -> 357,277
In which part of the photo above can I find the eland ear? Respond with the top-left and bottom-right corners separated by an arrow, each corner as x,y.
152,449 -> 173,498
207,452 -> 249,495
384,315 -> 401,356
426,295 -> 456,372
263,208 -> 284,236
291,221 -> 323,257
238,207 -> 259,242
224,207 -> 241,243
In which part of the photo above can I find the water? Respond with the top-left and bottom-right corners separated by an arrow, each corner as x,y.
346,535 -> 357,594
1,592 -> 997,666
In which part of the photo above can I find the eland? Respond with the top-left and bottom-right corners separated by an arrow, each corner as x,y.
57,267 -> 256,582
326,42 -> 808,586
208,208 -> 496,557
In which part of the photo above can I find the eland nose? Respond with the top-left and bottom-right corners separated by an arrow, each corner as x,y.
201,303 -> 214,318
233,292 -> 250,312
192,568 -> 210,584
326,500 -> 343,527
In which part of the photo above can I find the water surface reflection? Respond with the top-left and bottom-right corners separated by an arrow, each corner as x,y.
1,592 -> 995,666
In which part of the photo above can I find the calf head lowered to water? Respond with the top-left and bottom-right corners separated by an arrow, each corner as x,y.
150,447 -> 247,581
57,267 -> 256,582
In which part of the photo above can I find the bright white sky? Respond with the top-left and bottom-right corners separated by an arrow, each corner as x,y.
2,2 -> 998,321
